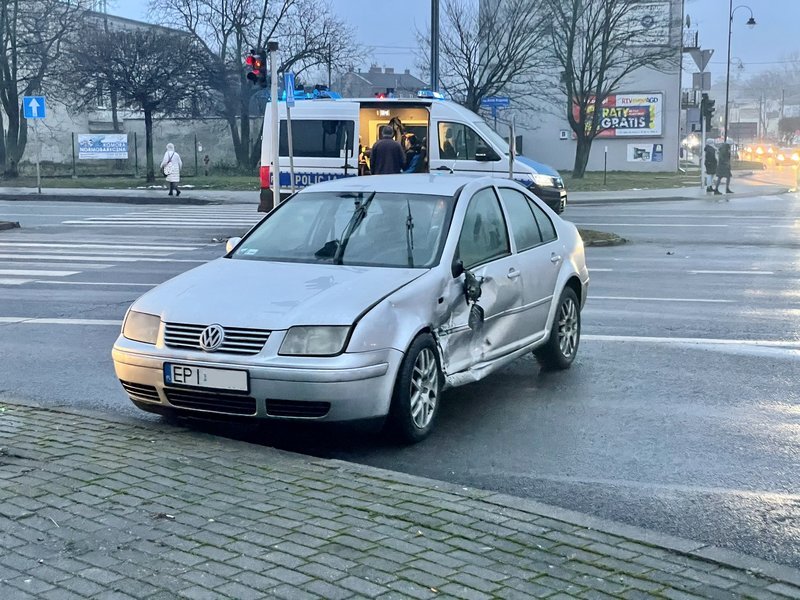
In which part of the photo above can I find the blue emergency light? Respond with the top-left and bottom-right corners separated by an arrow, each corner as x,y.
417,90 -> 445,99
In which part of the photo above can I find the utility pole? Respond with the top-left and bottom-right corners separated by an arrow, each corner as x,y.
268,41 -> 280,209
430,0 -> 439,92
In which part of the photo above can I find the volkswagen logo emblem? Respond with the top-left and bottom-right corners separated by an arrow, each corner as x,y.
199,324 -> 225,352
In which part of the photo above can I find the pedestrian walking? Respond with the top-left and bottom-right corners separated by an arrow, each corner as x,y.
160,143 -> 183,197
370,126 -> 405,175
703,141 -> 717,192
713,141 -> 733,195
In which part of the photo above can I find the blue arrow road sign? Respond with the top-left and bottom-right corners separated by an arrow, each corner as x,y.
284,73 -> 296,108
23,96 -> 46,119
481,96 -> 510,108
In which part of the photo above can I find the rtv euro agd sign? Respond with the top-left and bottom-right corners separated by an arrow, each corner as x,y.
78,134 -> 129,160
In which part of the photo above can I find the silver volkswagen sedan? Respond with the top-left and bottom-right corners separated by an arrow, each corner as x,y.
113,175 -> 589,442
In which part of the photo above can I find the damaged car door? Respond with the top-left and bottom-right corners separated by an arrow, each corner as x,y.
439,186 -> 525,376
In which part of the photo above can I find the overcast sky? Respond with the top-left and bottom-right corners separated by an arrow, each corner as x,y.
108,0 -> 797,86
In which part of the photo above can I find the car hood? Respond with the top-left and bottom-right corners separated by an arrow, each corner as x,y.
515,155 -> 560,177
132,258 -> 424,330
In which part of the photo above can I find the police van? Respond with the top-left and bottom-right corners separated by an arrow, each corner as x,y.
258,91 -> 567,213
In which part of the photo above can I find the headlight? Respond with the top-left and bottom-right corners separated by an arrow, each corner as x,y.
279,326 -> 350,356
531,174 -> 555,188
122,310 -> 161,344
778,154 -> 785,161
792,153 -> 799,162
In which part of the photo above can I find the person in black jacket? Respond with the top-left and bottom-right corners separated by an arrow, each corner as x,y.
713,142 -> 733,194
703,141 -> 717,193
370,126 -> 405,175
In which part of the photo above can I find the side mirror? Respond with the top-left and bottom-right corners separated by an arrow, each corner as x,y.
451,258 -> 465,279
225,237 -> 241,254
475,147 -> 499,162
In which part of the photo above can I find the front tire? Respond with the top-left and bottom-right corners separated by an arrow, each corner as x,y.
387,334 -> 442,443
535,287 -> 581,370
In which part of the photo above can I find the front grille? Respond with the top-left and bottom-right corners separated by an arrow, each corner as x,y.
164,322 -> 270,355
121,381 -> 160,402
266,399 -> 331,418
164,387 -> 257,416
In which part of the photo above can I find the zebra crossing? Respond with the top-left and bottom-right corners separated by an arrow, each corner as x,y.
61,205 -> 264,229
0,237 -> 208,287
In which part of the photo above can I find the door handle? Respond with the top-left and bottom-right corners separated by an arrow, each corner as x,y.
507,268 -> 521,279
550,254 -> 562,264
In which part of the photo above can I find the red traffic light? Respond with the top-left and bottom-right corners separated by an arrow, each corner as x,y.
245,55 -> 254,66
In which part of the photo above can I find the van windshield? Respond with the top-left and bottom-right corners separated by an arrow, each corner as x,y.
232,192 -> 454,268
473,121 -> 510,154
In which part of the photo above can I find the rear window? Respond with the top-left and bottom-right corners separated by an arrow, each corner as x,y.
279,120 -> 355,158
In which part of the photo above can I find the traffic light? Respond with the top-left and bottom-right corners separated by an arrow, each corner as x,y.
245,49 -> 267,88
701,93 -> 715,131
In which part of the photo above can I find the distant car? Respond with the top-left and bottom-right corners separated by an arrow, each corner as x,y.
112,175 -> 589,442
776,148 -> 800,165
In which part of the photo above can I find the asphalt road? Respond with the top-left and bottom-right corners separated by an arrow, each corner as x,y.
1,191 -> 798,567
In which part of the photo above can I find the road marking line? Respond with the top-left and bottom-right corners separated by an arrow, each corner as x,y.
0,317 -> 121,325
58,224 -> 255,229
689,270 -> 774,275
0,242 -> 200,251
33,281 -> 157,287
591,296 -> 733,303
589,268 -> 613,272
0,278 -> 33,285
0,269 -> 80,277
0,253 -> 205,263
1,238 -> 204,247
583,334 -> 800,348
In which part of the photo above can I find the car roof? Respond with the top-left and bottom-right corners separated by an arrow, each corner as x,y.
297,174 -> 517,196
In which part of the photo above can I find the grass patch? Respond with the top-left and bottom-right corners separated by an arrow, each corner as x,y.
0,174 -> 260,191
563,170 -> 700,192
579,228 -> 626,246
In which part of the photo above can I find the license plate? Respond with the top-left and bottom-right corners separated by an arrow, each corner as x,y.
164,363 -> 249,392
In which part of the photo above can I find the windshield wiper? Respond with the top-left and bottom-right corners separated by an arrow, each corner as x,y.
405,197 -> 414,267
333,192 -> 376,265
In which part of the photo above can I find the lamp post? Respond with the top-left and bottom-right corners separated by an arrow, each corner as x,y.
431,0 -> 440,92
723,2 -> 756,141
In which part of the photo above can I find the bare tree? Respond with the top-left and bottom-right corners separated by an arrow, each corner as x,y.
151,0 -> 356,170
0,0 -> 88,177
549,0 -> 679,177
417,0 -> 553,116
67,28 -> 206,182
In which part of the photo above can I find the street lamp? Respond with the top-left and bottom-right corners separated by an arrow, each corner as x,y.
723,2 -> 756,141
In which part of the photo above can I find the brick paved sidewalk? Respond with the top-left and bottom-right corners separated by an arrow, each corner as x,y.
1,402 -> 799,600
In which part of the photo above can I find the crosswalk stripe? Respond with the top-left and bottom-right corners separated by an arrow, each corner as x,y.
60,224 -> 256,229
34,281 -> 157,287
0,242 -> 200,251
0,278 -> 33,285
0,269 -> 80,276
0,253 -> 205,263
1,237 -> 203,247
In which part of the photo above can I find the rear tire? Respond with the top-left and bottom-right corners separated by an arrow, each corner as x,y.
387,334 -> 442,444
535,287 -> 581,370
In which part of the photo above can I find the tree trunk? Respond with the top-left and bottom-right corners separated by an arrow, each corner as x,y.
4,102 -> 26,178
111,89 -> 120,132
0,109 -> 6,172
572,135 -> 592,178
144,109 -> 155,182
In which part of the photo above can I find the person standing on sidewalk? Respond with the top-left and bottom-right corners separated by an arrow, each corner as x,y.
370,126 -> 405,175
160,143 -> 183,197
703,141 -> 717,193
713,141 -> 733,195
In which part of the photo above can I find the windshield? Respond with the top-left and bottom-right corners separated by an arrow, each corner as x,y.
473,121 -> 510,155
232,191 -> 454,268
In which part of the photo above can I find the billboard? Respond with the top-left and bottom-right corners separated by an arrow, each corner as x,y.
78,134 -> 129,159
574,93 -> 664,138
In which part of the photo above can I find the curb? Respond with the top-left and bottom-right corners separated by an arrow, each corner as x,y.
0,220 -> 20,231
3,396 -> 799,588
0,193 -> 217,205
568,186 -> 791,206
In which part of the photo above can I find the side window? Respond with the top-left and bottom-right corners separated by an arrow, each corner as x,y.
279,120 -> 355,158
457,188 -> 510,268
438,122 -> 487,161
529,200 -> 557,243
497,188 -> 543,251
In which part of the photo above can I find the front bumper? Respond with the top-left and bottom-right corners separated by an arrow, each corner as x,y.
530,184 -> 567,211
112,337 -> 404,422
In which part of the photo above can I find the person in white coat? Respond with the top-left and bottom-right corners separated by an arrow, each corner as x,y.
160,143 -> 183,196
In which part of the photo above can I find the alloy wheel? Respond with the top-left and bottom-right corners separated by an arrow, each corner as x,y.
409,348 -> 439,429
557,296 -> 579,358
